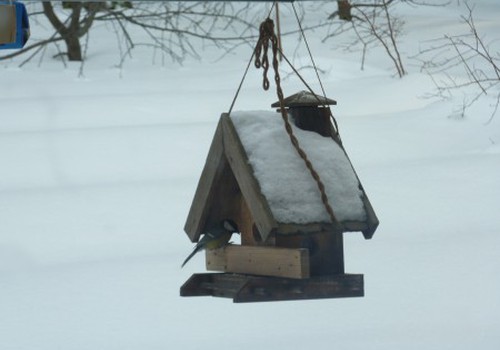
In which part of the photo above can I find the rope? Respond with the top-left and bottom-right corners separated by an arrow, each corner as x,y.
228,2 -> 277,115
290,2 -> 341,141
254,18 -> 339,226
275,42 -> 341,141
291,2 -> 327,100
228,2 -> 340,140
227,48 -> 256,115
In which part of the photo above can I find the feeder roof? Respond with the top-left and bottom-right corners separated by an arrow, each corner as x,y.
184,111 -> 378,243
231,110 -> 363,224
271,90 -> 337,108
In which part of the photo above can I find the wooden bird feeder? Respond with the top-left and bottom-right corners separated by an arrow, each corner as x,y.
181,91 -> 378,302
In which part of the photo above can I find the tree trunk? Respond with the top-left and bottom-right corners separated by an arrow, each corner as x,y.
65,35 -> 82,61
43,2 -> 96,62
338,0 -> 353,21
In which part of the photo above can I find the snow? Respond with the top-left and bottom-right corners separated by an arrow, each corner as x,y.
231,110 -> 366,223
1,2 -> 500,350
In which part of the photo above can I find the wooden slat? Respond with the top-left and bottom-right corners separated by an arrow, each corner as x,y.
234,273 -> 364,303
180,273 -> 364,302
360,193 -> 379,239
202,156 -> 242,235
226,246 -> 309,279
206,245 -> 310,279
180,274 -> 214,297
276,221 -> 369,235
180,273 -> 248,299
221,114 -> 277,241
336,141 -> 379,239
184,120 -> 225,242
205,246 -> 227,271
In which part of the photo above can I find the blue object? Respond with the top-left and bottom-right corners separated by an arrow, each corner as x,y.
0,1 -> 30,50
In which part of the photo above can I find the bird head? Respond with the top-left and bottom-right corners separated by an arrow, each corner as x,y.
222,219 -> 239,234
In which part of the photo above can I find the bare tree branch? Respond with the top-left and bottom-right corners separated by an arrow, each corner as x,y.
417,3 -> 500,121
42,2 -> 67,35
325,0 -> 407,77
1,2 -> 259,65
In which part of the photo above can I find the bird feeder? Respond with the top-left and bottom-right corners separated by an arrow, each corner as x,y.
181,91 -> 378,302
0,1 -> 30,49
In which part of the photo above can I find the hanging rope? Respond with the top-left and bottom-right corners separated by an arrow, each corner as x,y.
291,3 -> 327,100
290,2 -> 341,141
229,3 -> 340,141
228,2 -> 277,116
254,18 -> 339,226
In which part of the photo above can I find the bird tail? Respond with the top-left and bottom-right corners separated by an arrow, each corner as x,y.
181,246 -> 201,268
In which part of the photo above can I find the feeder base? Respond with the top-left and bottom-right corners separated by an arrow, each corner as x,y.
180,273 -> 364,303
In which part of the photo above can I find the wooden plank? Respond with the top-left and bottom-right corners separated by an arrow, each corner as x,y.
336,141 -> 379,239
180,273 -> 364,302
360,193 -> 379,239
184,119 -> 225,242
221,113 -> 277,241
202,155 -> 242,234
226,246 -> 309,279
205,246 -> 227,271
234,274 -> 364,303
276,221 -> 369,235
180,273 -> 248,299
206,245 -> 310,279
342,221 -> 368,233
180,274 -> 214,297
277,222 -> 336,235
239,198 -> 276,246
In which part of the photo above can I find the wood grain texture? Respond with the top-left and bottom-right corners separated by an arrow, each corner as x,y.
221,113 -> 277,241
206,245 -> 310,279
234,273 -> 363,303
180,273 -> 364,302
184,120 -> 225,242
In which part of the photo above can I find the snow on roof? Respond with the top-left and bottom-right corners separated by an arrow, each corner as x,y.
230,110 -> 366,224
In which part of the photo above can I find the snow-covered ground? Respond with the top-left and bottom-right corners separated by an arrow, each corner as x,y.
1,1 -> 499,349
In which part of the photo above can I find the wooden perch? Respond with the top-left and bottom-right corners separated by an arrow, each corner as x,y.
206,245 -> 310,279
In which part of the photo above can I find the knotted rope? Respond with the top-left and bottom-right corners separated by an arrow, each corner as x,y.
254,18 -> 339,226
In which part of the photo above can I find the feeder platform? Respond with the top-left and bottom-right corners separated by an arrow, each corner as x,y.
180,273 -> 364,303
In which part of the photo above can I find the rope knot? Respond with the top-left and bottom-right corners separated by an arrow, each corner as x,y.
259,18 -> 275,41
254,18 -> 279,91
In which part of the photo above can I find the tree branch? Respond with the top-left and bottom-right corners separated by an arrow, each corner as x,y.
42,2 -> 67,35
417,3 -> 500,120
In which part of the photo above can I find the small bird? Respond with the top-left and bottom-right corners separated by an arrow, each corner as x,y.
181,219 -> 239,268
